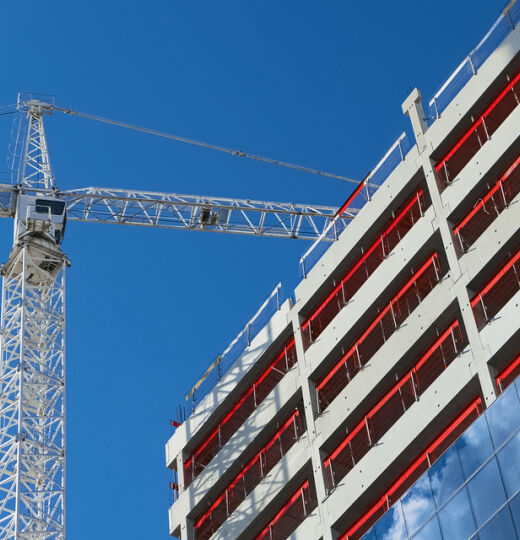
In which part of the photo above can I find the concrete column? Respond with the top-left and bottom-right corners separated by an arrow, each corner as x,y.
176,453 -> 185,490
290,305 -> 333,538
402,88 -> 429,154
418,143 -> 498,407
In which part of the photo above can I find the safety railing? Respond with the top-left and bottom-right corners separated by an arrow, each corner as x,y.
471,247 -> 520,330
169,468 -> 180,506
194,406 -> 305,540
254,480 -> 315,540
301,190 -> 426,350
434,68 -> 520,191
339,396 -> 484,540
496,354 -> 520,394
323,319 -> 465,493
184,337 -> 297,487
183,284 -> 286,419
316,253 -> 443,413
299,133 -> 413,278
453,154 -> 520,255
425,2 -> 520,124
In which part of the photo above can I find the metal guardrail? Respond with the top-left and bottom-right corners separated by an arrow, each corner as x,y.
182,283 -> 286,419
299,133 -> 413,278
426,1 -> 520,122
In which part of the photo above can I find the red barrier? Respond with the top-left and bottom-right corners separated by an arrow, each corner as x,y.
194,407 -> 305,540
301,191 -> 425,350
255,480 -> 315,540
340,396 -> 483,540
323,320 -> 464,492
471,247 -> 520,330
496,354 -> 520,394
435,69 -> 520,190
453,154 -> 520,255
184,338 -> 297,486
316,253 -> 442,412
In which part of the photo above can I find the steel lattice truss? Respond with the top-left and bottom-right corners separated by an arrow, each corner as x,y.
60,187 -> 354,239
0,246 -> 66,539
17,108 -> 54,190
0,99 -> 359,538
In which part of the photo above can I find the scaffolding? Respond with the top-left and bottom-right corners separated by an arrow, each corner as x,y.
184,338 -> 297,486
316,253 -> 443,413
496,354 -> 520,394
254,480 -> 316,540
302,190 -> 426,349
323,319 -> 465,493
453,154 -> 520,255
471,246 -> 520,330
435,68 -> 520,190
194,406 -> 305,540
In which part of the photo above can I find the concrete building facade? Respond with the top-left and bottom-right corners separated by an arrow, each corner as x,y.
166,5 -> 520,539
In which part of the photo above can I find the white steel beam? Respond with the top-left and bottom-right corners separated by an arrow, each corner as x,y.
60,187 -> 354,240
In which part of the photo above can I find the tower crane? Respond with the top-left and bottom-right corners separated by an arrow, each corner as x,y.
0,98 -> 361,538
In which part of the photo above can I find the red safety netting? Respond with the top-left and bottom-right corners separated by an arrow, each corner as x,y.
184,338 -> 298,487
254,480 -> 315,540
454,154 -> 520,255
435,69 -> 520,190
316,253 -> 442,413
471,247 -> 520,330
340,396 -> 484,540
496,354 -> 520,394
194,407 -> 305,540
301,191 -> 426,350
322,320 -> 465,492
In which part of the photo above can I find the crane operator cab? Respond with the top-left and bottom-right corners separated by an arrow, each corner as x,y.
1,194 -> 68,283
15,194 -> 67,246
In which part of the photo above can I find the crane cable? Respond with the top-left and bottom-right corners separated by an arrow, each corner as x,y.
49,105 -> 363,186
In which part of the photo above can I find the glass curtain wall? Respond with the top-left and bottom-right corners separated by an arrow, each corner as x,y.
360,375 -> 520,540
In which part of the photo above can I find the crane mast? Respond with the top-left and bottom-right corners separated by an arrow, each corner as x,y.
0,102 -> 66,538
0,99 -> 356,538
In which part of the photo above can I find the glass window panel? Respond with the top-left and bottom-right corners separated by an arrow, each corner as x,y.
478,505 -> 517,540
410,516 -> 442,540
429,446 -> 465,507
497,430 -> 520,498
402,474 -> 436,536
485,385 -> 520,449
467,457 -> 507,527
509,492 -> 520,534
456,414 -> 494,479
360,528 -> 377,540
375,502 -> 407,540
438,487 -> 476,540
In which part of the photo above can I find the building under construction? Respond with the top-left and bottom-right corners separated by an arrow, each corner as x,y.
166,4 -> 520,539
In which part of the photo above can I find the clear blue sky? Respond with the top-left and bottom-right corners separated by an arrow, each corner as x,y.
0,1 -> 506,538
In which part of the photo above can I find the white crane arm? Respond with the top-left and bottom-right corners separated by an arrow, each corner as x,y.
59,186 -> 357,240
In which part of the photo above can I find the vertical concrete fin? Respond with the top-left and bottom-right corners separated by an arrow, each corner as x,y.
402,88 -> 428,154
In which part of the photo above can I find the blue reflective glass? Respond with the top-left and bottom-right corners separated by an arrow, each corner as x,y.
375,502 -> 406,540
438,487 -> 476,540
509,492 -> 520,534
497,430 -> 520,498
486,385 -> 520,449
456,414 -> 494,479
478,504 -> 517,540
410,515 -> 442,540
360,528 -> 376,540
429,446 -> 464,507
467,457 -> 507,527
402,474 -> 436,536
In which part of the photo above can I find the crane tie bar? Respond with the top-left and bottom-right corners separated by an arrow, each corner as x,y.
51,105 -> 363,186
